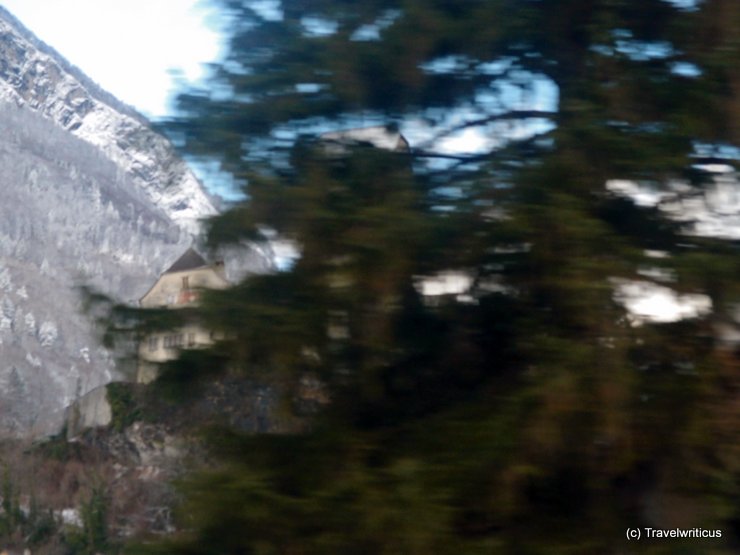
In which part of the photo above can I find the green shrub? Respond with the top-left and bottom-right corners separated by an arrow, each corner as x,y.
64,487 -> 111,555
106,383 -> 141,432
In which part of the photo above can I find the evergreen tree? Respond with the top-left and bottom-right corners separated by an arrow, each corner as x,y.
135,1 -> 739,552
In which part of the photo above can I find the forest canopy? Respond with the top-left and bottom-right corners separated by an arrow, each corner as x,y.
138,1 -> 740,553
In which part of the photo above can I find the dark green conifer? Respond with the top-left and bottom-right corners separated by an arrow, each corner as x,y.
132,1 -> 740,552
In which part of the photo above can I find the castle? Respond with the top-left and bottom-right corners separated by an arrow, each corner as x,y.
136,248 -> 229,383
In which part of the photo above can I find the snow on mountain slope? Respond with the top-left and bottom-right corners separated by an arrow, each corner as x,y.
0,104 -> 195,436
0,6 -> 216,233
0,9 -> 270,437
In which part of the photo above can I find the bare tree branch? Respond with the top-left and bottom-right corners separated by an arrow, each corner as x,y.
413,130 -> 554,178
415,110 -> 558,151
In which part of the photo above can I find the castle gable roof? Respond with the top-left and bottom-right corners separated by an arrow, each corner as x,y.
320,126 -> 410,153
164,248 -> 208,274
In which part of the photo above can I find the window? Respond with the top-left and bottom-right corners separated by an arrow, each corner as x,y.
148,336 -> 159,352
182,276 -> 190,289
164,334 -> 184,349
187,333 -> 196,347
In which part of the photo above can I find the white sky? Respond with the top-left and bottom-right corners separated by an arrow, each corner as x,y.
1,0 -> 223,118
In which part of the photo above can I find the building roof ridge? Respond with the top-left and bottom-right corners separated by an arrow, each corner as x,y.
164,247 -> 208,274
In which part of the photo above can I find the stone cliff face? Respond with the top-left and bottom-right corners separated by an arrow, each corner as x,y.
0,8 -> 268,438
0,6 -> 216,233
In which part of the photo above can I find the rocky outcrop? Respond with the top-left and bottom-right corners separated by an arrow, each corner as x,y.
64,385 -> 112,439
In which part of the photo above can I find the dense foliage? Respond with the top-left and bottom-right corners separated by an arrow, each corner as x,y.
140,1 -> 739,553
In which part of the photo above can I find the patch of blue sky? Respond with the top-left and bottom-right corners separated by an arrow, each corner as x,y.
222,59 -> 251,76
663,0 -> 701,10
591,29 -> 683,63
421,55 -> 472,75
421,55 -> 515,77
615,38 -> 675,61
351,10 -> 402,41
249,0 -> 283,21
401,69 -> 558,175
301,16 -> 338,37
478,58 -> 515,76
670,62 -> 702,78
187,158 -> 246,203
493,71 -> 558,111
593,33 -> 702,79
593,45 -> 701,80
351,26 -> 381,42
693,142 -> 740,161
295,83 -> 325,93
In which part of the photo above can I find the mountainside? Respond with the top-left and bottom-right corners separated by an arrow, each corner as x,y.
0,6 -> 216,233
0,9 -> 267,437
